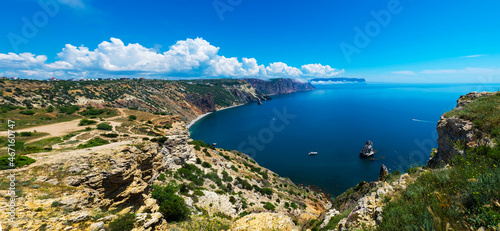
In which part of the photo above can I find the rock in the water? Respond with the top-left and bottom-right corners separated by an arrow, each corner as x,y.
378,164 -> 388,181
360,140 -> 375,158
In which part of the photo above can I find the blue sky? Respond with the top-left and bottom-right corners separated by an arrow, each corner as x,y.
1,0 -> 499,82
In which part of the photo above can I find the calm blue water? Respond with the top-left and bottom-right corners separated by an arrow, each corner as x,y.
189,83 -> 500,197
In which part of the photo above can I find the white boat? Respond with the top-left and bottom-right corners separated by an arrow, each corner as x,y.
308,152 -> 318,156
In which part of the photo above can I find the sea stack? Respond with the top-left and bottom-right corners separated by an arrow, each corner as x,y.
360,140 -> 375,158
378,164 -> 389,180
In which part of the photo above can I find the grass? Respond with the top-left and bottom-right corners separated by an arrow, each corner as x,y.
0,107 -> 81,131
322,208 -> 355,230
377,145 -> 500,230
77,137 -> 109,149
0,155 -> 36,169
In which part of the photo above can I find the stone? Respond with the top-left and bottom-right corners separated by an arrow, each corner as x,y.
89,222 -> 105,231
69,211 -> 90,223
144,212 -> 163,229
360,140 -> 375,158
378,164 -> 388,181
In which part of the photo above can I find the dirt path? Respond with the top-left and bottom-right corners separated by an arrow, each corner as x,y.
0,108 -> 128,143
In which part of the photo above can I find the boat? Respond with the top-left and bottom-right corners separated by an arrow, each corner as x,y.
212,143 -> 217,146
308,152 -> 318,156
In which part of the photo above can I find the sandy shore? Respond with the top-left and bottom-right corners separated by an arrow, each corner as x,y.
187,104 -> 244,129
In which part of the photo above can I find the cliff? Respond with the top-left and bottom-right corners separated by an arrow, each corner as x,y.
0,78 -> 330,231
429,92 -> 498,167
244,78 -> 316,96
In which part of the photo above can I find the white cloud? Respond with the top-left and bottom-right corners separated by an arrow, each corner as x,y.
392,71 -> 417,76
301,64 -> 344,77
0,37 -> 342,80
459,54 -> 485,58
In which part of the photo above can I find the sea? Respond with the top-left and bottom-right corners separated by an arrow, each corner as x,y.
189,83 -> 500,197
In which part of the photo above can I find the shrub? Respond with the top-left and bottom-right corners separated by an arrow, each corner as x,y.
290,202 -> 298,209
108,212 -> 135,231
151,184 -> 189,222
231,165 -> 239,172
46,106 -> 54,112
80,108 -> 106,116
100,133 -> 119,138
177,164 -> 204,186
19,132 -> 33,136
0,155 -> 36,169
201,162 -> 212,168
78,119 -> 97,126
158,173 -> 166,182
263,202 -> 275,211
229,196 -> 236,204
221,170 -> 233,182
128,115 -> 137,121
96,123 -> 113,131
19,110 -> 35,115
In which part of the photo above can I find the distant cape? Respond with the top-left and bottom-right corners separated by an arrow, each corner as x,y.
310,77 -> 366,84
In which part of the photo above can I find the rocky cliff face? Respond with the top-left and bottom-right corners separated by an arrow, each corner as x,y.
428,92 -> 496,167
244,78 -> 316,96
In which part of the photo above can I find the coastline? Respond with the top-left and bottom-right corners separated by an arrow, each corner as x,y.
186,104 -> 245,129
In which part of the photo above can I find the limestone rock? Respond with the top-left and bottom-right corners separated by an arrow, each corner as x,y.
231,212 -> 299,231
378,164 -> 388,181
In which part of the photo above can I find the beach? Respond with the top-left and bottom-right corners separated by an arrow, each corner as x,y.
187,104 -> 244,129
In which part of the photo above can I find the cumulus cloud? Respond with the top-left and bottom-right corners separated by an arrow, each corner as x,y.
0,37 -> 343,80
301,64 -> 344,77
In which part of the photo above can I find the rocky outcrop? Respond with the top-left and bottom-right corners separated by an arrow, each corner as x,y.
378,164 -> 388,181
230,212 -> 300,231
359,140 -> 374,158
336,173 -> 415,230
244,78 -> 316,96
428,92 -> 496,167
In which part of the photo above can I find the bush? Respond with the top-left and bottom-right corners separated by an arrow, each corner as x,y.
128,115 -> 137,121
0,155 -> 36,169
46,106 -> 54,112
78,119 -> 97,126
291,202 -> 298,209
201,162 -> 212,168
58,105 -> 80,114
151,184 -> 189,222
100,133 -> 119,138
177,164 -> 204,186
77,137 -> 109,149
19,132 -> 33,136
19,110 -> 35,115
108,212 -> 135,231
80,108 -> 106,116
263,202 -> 275,211
96,123 -> 113,131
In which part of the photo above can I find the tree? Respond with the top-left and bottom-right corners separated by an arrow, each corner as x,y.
151,184 -> 190,222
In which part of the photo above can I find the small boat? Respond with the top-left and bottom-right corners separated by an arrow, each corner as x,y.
308,152 -> 318,156
212,143 -> 217,146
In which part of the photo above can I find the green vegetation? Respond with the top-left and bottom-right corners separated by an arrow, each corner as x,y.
77,137 -> 109,149
21,137 -> 63,154
78,119 -> 97,126
100,133 -> 119,138
445,92 -> 500,141
19,110 -> 35,115
19,131 -> 33,136
0,155 -> 36,169
322,208 -> 354,230
151,184 -> 190,222
378,145 -> 500,230
108,212 -> 135,231
201,162 -> 212,168
58,105 -> 80,114
96,123 -> 113,131
128,115 -> 137,121
177,164 -> 204,186
263,202 -> 276,211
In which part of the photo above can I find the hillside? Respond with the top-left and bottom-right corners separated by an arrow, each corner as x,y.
0,78 -> 328,231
